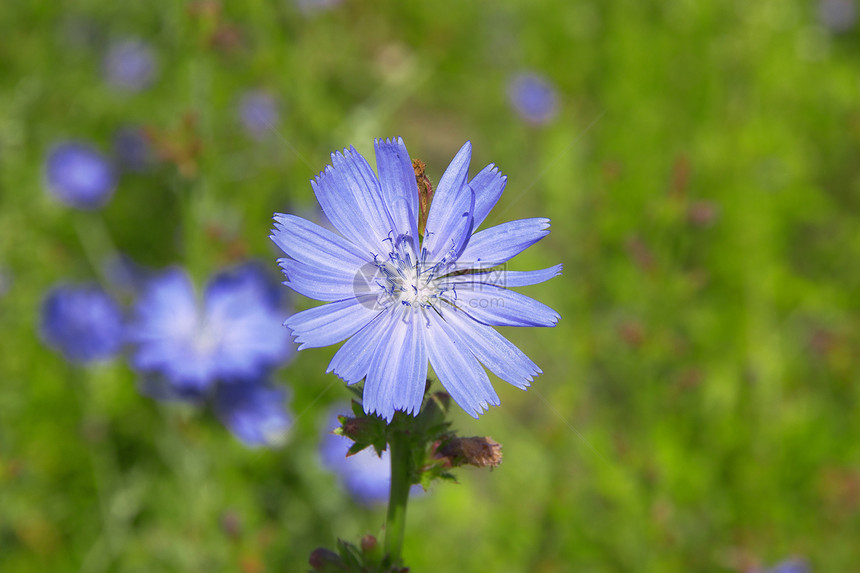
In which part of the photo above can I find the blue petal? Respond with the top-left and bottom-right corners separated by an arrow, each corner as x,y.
330,148 -> 398,246
435,307 -> 540,389
422,142 -> 475,262
457,218 -> 550,267
310,148 -> 391,256
443,284 -> 560,327
374,138 -> 419,254
203,266 -> 293,380
327,310 -> 391,384
285,298 -> 382,350
469,163 -> 507,230
442,264 -> 563,288
271,213 -> 371,270
363,308 -> 428,421
425,311 -> 499,418
278,258 -> 361,302
128,269 -> 216,389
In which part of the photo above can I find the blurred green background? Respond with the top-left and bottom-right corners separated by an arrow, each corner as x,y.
2,0 -> 859,571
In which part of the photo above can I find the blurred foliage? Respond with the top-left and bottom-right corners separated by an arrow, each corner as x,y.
1,0 -> 860,571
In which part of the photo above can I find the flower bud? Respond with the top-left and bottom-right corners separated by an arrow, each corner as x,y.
435,436 -> 503,468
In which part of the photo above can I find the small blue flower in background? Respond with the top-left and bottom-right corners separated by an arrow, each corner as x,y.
40,284 -> 124,364
44,142 -> 117,210
112,126 -> 153,172
237,90 -> 280,140
271,138 -> 561,421
127,262 -> 293,393
214,381 -> 292,448
507,72 -> 560,125
762,558 -> 809,573
319,406 -> 421,505
819,0 -> 857,33
103,39 -> 157,92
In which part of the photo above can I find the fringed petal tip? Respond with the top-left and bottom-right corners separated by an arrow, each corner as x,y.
463,398 -> 500,419
374,136 -> 406,147
362,401 -> 422,423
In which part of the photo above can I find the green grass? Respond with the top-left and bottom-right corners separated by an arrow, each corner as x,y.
2,1 -> 859,571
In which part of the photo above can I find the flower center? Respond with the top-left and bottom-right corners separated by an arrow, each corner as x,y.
396,265 -> 439,308
374,250 -> 447,311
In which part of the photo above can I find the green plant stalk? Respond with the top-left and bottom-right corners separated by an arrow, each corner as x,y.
384,425 -> 411,564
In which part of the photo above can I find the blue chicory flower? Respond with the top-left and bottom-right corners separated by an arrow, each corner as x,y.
127,262 -> 293,392
40,283 -> 124,364
214,381 -> 292,448
319,406 -> 421,505
44,142 -> 117,210
103,39 -> 158,92
507,72 -> 560,125
237,90 -> 280,140
270,138 -> 561,421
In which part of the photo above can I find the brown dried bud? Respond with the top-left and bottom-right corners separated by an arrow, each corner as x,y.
360,534 -> 378,553
436,436 -> 502,468
413,158 -> 434,237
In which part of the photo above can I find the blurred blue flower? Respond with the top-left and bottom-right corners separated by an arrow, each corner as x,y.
271,138 -> 561,421
40,284 -> 123,364
764,559 -> 809,573
127,263 -> 293,392
103,39 -> 157,92
819,0 -> 857,33
237,90 -> 280,139
112,127 -> 153,172
214,380 -> 292,447
507,72 -> 560,125
44,142 -> 117,210
319,406 -> 420,505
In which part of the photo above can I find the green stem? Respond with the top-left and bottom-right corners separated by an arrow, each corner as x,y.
384,424 -> 411,564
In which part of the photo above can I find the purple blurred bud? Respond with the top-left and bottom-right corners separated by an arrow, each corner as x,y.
40,283 -> 124,364
103,39 -> 158,92
308,548 -> 344,572
507,72 -> 560,125
44,142 -> 116,210
112,127 -> 153,172
819,0 -> 857,33
237,90 -> 280,139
